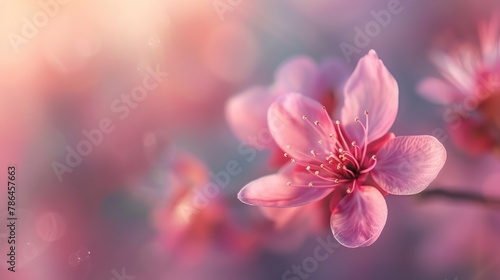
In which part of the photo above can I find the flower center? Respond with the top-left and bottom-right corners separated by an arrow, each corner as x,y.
285,107 -> 377,193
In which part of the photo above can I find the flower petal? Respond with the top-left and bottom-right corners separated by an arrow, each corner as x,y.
273,56 -> 322,97
417,77 -> 462,105
341,50 -> 398,144
330,186 -> 387,248
268,93 -> 333,161
320,57 -> 350,93
447,118 -> 496,155
372,136 -> 447,195
238,164 -> 332,207
225,86 -> 276,146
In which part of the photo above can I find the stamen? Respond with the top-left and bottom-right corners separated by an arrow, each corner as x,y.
335,120 -> 350,150
352,141 -> 359,159
341,152 -> 360,170
346,180 -> 357,194
360,155 -> 377,174
343,166 -> 356,178
355,112 -> 369,166
303,117 -> 329,146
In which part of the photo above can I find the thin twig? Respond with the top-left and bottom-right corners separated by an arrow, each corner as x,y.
418,188 -> 500,209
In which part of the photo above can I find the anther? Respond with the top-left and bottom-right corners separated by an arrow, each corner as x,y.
318,140 -> 323,144
306,166 -> 311,171
346,187 -> 352,194
322,106 -> 326,110
354,117 -> 359,122
314,171 -> 319,175
308,182 -> 313,187
302,115 -> 307,120
311,150 -> 316,156
351,141 -> 357,146
364,111 -> 369,115
371,155 -> 377,160
314,120 -> 319,125
291,159 -> 296,163
284,153 -> 288,158
335,120 -> 340,125
286,145 -> 291,149
286,181 -> 292,186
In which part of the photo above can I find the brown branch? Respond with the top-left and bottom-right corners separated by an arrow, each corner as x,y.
418,188 -> 500,209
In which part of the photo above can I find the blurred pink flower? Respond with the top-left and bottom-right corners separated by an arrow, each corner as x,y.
226,55 -> 349,167
151,152 -> 260,267
238,50 -> 447,248
418,15 -> 500,156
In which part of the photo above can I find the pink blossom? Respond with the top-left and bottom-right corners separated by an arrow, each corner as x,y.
150,152 -> 262,266
417,15 -> 500,156
226,55 -> 349,167
238,50 -> 447,248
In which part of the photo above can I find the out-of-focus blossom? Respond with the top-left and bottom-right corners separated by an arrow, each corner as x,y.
418,15 -> 500,156
238,50 -> 447,248
226,55 -> 349,168
150,151 -> 260,267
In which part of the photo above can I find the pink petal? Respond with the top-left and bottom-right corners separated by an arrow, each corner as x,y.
268,93 -> 333,161
238,164 -> 332,207
320,57 -> 350,92
273,56 -> 322,96
225,86 -> 277,146
330,186 -> 387,248
447,118 -> 496,155
260,206 -> 305,229
417,77 -> 462,105
371,136 -> 447,195
341,50 -> 398,144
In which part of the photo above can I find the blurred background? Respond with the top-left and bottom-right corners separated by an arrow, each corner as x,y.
1,0 -> 500,279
